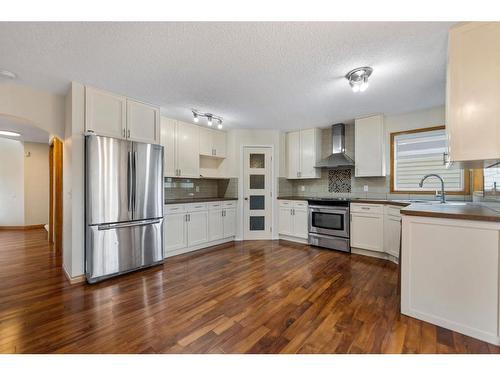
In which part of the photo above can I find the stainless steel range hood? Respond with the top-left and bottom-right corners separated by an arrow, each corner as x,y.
315,123 -> 354,168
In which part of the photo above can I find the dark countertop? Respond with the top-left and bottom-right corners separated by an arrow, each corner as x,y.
165,197 -> 238,205
277,196 -> 411,207
401,203 -> 500,222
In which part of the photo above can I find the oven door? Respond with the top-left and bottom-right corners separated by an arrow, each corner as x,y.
308,206 -> 349,238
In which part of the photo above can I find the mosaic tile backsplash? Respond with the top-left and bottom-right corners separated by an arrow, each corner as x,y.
328,169 -> 351,193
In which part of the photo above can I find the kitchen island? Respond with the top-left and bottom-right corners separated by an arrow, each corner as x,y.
400,202 -> 500,346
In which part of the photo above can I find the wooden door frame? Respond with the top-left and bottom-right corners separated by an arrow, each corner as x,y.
49,137 -> 63,255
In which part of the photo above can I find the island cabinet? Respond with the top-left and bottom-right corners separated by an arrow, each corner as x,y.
401,214 -> 500,345
446,22 -> 500,167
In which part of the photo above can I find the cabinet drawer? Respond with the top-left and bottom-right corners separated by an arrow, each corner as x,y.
279,200 -> 292,207
350,203 -> 383,215
186,203 -> 208,212
385,205 -> 402,217
208,202 -> 223,210
164,204 -> 185,214
222,201 -> 236,208
293,200 -> 308,208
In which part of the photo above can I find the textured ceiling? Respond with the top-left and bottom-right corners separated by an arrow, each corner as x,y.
0,22 -> 454,130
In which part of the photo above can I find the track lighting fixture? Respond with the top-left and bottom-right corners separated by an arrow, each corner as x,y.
191,110 -> 223,129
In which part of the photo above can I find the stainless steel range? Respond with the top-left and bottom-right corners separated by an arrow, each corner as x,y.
308,198 -> 350,253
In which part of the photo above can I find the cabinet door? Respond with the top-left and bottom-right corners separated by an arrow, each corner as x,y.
187,211 -> 208,247
127,99 -> 159,144
447,22 -> 500,162
223,208 -> 236,238
384,215 -> 401,258
160,117 -> 177,177
351,213 -> 384,252
355,115 -> 385,177
279,207 -> 293,235
85,86 -> 126,138
299,129 -> 319,178
293,208 -> 309,239
199,127 -> 213,157
212,130 -> 227,158
208,209 -> 224,241
286,131 -> 301,179
177,121 -> 200,178
164,213 -> 187,253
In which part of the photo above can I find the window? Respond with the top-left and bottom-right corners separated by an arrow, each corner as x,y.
390,126 -> 468,194
484,166 -> 500,194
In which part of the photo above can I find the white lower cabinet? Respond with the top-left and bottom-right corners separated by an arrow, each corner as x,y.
164,211 -> 188,252
223,207 -> 236,238
350,203 -> 401,261
384,206 -> 402,258
164,200 -> 237,258
187,210 -> 209,247
278,200 -> 309,241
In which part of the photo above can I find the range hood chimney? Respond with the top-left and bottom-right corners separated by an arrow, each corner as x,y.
315,123 -> 354,168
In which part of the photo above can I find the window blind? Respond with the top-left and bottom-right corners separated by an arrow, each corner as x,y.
393,129 -> 464,192
484,166 -> 500,193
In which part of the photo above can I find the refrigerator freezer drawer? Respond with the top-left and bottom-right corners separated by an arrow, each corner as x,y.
86,218 -> 164,283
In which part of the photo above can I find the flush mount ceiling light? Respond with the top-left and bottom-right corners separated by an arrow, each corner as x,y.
192,109 -> 223,129
345,66 -> 373,93
0,130 -> 21,137
0,70 -> 17,80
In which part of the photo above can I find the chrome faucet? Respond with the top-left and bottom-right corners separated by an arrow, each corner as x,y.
419,174 -> 446,203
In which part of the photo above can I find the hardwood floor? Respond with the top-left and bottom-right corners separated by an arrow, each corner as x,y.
0,229 -> 498,354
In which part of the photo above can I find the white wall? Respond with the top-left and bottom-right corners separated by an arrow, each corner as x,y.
0,83 -> 65,139
24,142 -> 49,225
63,82 -> 85,278
384,106 -> 445,172
0,137 -> 25,226
225,129 -> 284,240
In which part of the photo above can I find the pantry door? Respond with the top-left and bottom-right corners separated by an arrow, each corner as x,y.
243,147 -> 273,240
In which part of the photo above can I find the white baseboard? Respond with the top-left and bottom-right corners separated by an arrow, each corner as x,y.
401,307 -> 500,346
164,237 -> 235,258
63,264 -> 86,285
279,234 -> 308,244
351,247 -> 399,264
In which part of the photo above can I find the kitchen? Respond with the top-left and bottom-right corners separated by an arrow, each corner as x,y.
1,17 -> 500,363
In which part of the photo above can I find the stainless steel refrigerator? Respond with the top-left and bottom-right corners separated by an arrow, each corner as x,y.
85,135 -> 164,283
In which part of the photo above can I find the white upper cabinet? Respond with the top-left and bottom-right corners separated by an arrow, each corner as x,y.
85,87 -> 126,139
126,99 -> 160,144
85,86 -> 160,144
446,22 -> 500,167
286,131 -> 301,179
199,127 -> 227,158
160,117 -> 177,177
354,115 -> 386,177
160,117 -> 200,178
286,128 -> 321,179
177,121 -> 200,178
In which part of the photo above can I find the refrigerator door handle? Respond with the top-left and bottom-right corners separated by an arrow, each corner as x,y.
132,151 -> 137,212
127,151 -> 133,211
97,219 -> 162,231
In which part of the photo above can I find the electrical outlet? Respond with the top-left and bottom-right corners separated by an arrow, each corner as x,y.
195,186 -> 200,192
363,185 -> 369,192
300,185 -> 305,192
